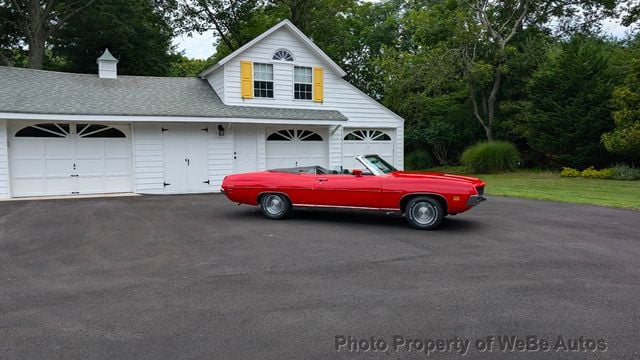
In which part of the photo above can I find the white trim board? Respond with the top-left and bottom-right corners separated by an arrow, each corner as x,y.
0,112 -> 346,125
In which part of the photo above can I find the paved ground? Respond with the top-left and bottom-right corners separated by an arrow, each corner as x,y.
0,194 -> 639,360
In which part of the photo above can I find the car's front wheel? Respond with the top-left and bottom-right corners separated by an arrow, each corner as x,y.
405,197 -> 444,230
260,193 -> 291,220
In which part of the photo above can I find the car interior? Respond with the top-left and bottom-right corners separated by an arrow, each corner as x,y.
270,166 -> 372,175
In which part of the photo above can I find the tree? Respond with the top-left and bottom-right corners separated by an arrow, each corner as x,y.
602,49 -> 640,161
1,0 -> 98,69
461,0 -> 617,141
168,55 -> 212,76
50,0 -> 177,76
527,35 -> 619,168
177,0 -> 270,59
0,2 -> 22,66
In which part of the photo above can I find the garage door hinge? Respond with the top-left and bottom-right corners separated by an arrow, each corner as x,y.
163,182 -> 171,187
161,127 -> 169,132
203,180 -> 210,184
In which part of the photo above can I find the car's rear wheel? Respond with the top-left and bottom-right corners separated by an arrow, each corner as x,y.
405,197 -> 444,230
260,193 -> 291,220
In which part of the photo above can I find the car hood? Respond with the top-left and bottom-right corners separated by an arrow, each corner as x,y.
390,171 -> 485,186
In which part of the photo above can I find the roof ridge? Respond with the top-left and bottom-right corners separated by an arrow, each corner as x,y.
0,66 -> 201,80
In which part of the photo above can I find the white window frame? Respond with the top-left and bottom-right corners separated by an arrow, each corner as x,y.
253,63 -> 274,98
293,66 -> 313,101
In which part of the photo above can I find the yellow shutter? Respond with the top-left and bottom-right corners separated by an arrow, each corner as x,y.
240,61 -> 253,99
313,67 -> 324,103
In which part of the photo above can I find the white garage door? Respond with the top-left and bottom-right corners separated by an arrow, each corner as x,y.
343,129 -> 394,170
9,122 -> 132,197
266,129 -> 328,169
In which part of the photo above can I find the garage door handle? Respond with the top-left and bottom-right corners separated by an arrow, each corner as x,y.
318,178 -> 328,182
70,174 -> 79,177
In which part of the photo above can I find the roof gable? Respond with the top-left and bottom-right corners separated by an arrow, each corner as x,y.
199,19 -> 347,78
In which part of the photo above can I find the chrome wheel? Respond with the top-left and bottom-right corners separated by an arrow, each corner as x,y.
260,193 -> 291,220
411,201 -> 437,226
264,194 -> 284,216
405,196 -> 444,230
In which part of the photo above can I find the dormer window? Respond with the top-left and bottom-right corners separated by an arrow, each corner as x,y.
254,63 -> 274,98
272,49 -> 294,61
294,66 -> 313,100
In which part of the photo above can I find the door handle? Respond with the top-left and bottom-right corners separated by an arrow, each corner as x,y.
318,178 -> 328,182
185,158 -> 190,166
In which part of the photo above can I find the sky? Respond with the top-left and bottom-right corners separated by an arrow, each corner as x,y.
173,19 -> 633,60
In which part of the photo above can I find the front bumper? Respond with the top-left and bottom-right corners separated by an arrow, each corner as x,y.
466,195 -> 487,207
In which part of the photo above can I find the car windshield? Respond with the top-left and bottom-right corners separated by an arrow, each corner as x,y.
357,155 -> 397,175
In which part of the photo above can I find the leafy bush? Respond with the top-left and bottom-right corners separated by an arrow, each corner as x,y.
561,167 -> 581,177
581,167 -> 613,179
612,164 -> 640,180
405,150 -> 435,170
460,141 -> 520,173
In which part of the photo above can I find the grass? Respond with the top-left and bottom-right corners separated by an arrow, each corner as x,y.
423,167 -> 640,210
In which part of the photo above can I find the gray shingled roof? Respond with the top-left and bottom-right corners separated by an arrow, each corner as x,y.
0,66 -> 347,121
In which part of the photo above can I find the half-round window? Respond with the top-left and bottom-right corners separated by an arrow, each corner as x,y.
15,123 -> 126,138
344,130 -> 391,141
77,124 -> 126,138
15,123 -> 70,138
267,129 -> 323,141
272,49 -> 294,61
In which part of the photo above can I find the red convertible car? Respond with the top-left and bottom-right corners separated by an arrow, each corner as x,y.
221,155 -> 486,230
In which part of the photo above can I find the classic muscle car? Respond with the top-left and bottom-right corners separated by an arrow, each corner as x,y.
221,155 -> 486,230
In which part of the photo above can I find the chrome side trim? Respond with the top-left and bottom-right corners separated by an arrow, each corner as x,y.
293,203 -> 399,212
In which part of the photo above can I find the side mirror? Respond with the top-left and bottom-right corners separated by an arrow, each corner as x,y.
352,169 -> 363,177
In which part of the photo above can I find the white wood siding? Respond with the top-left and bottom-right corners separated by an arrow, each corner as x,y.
396,124 -> 404,170
208,127 -> 234,189
207,68 -> 225,102
213,27 -> 403,129
0,120 -> 9,198
328,125 -> 343,169
256,126 -> 266,170
133,123 -> 164,194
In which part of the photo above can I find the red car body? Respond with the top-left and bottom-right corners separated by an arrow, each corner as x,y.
221,155 -> 486,229
222,169 -> 485,214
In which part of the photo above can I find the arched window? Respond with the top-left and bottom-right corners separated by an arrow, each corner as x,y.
272,49 -> 294,61
267,129 -> 323,141
77,124 -> 126,138
15,123 -> 69,138
344,130 -> 391,141
15,123 -> 126,138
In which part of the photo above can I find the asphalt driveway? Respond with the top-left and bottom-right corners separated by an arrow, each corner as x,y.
0,194 -> 639,359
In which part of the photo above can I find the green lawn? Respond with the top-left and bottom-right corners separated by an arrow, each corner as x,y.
426,168 -> 640,210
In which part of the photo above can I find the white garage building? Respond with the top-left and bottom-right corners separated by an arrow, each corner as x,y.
0,20 -> 404,198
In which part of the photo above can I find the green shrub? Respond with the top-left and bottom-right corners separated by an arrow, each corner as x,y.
460,141 -> 520,173
405,150 -> 435,170
561,167 -> 581,177
612,164 -> 640,180
581,166 -> 614,179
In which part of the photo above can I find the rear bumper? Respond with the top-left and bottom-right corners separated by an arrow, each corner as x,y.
466,195 -> 487,207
